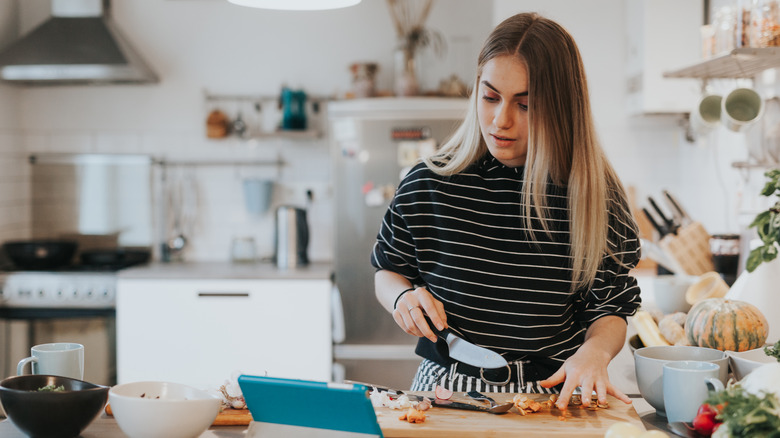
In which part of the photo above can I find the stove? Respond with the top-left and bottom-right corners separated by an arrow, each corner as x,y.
0,271 -> 116,309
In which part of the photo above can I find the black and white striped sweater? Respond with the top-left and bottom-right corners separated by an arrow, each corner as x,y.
371,155 -> 641,370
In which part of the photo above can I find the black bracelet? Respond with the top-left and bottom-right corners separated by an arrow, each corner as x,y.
393,287 -> 415,310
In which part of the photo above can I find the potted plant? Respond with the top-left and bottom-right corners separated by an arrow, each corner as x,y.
746,168 -> 780,272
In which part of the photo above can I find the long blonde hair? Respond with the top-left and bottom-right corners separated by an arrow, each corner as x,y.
423,12 -> 635,291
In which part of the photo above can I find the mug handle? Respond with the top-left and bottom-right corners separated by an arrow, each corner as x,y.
705,377 -> 725,393
17,356 -> 37,376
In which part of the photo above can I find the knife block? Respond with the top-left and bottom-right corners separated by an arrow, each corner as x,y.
658,221 -> 715,276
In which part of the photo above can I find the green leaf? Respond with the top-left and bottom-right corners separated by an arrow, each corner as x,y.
750,210 -> 772,229
763,180 -> 777,196
747,247 -> 764,272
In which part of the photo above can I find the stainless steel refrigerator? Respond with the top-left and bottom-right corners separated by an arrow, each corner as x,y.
328,97 -> 467,388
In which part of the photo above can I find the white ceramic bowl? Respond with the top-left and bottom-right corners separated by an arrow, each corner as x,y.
109,381 -> 221,438
727,347 -> 778,381
634,346 -> 728,417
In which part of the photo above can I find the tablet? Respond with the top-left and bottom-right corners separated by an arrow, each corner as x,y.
238,374 -> 383,438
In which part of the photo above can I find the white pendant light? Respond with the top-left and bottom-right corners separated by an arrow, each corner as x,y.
227,0 -> 361,10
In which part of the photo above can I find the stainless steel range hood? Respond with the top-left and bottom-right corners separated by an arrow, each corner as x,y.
0,0 -> 158,85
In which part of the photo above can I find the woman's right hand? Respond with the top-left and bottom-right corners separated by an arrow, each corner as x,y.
393,287 -> 447,343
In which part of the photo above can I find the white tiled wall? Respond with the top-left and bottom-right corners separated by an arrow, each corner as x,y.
22,130 -> 333,263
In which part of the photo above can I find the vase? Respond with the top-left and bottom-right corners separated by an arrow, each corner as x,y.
394,47 -> 420,97
725,256 -> 780,344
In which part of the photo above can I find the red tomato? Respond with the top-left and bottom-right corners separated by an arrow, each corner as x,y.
696,403 -> 718,419
692,410 -> 718,436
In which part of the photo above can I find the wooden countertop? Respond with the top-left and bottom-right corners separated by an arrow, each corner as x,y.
118,261 -> 333,280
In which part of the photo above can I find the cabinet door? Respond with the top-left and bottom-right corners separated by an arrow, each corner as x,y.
116,279 -> 332,389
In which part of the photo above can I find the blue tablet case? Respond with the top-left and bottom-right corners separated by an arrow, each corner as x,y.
238,374 -> 383,437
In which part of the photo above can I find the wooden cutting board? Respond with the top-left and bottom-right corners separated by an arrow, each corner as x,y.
377,392 -> 646,437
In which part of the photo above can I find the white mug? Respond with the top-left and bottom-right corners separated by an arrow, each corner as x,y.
663,360 -> 725,423
722,88 -> 764,132
691,94 -> 722,135
17,342 -> 84,380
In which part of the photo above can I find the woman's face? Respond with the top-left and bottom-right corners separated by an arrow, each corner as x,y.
477,55 -> 529,168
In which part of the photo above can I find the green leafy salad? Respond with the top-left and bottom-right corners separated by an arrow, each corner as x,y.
706,383 -> 780,438
36,384 -> 65,392
766,340 -> 780,362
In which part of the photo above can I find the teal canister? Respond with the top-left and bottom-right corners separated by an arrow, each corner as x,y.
281,87 -> 307,130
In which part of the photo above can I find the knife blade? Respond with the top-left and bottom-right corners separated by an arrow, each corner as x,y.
424,315 -> 508,369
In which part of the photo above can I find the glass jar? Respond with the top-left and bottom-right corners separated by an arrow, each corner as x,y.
350,63 -> 378,98
751,0 -> 780,47
713,5 -> 738,55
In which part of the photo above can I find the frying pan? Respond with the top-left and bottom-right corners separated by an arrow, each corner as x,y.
79,248 -> 151,269
2,240 -> 78,270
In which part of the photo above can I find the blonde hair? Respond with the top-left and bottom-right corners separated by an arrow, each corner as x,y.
423,12 -> 635,291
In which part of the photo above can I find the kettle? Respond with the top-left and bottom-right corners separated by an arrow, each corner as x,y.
274,205 -> 309,269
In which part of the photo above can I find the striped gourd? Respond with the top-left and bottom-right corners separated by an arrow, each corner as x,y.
684,298 -> 769,352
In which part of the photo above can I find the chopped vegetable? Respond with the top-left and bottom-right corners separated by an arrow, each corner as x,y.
434,384 -> 452,400
36,384 -> 65,392
765,340 -> 780,362
398,407 -> 426,423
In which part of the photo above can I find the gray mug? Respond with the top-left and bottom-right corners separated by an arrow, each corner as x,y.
17,342 -> 84,380
663,360 -> 725,423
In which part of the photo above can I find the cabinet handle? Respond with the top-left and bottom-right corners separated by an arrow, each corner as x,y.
197,292 -> 250,298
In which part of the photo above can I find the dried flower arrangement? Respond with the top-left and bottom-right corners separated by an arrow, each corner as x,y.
386,0 -> 445,95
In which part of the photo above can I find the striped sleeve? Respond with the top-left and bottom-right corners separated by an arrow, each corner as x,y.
371,187 -> 424,284
576,198 -> 642,324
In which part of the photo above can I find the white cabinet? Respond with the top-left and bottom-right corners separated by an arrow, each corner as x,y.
116,278 -> 332,389
625,0 -> 702,114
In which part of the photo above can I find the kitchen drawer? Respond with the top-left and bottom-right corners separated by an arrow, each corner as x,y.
116,278 -> 332,389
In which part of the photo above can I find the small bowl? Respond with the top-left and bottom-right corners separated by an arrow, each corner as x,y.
0,375 -> 108,438
628,334 -> 645,353
727,347 -> 778,380
109,381 -> 221,438
634,345 -> 728,417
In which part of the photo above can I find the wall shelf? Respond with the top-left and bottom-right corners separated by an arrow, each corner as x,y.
203,90 -> 328,141
153,158 -> 286,167
664,47 -> 780,79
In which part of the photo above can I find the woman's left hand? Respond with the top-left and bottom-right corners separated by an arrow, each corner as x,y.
539,346 -> 630,410
539,315 -> 631,410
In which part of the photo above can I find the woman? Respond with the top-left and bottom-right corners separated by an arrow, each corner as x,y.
370,12 -> 641,410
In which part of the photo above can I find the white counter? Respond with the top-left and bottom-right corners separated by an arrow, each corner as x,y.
118,261 -> 332,280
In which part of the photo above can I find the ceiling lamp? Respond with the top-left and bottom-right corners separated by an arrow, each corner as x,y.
227,0 -> 361,10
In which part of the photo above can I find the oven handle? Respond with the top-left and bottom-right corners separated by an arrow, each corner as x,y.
197,292 -> 250,298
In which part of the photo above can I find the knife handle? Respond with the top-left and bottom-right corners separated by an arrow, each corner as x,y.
423,314 -> 450,341
648,196 -> 676,234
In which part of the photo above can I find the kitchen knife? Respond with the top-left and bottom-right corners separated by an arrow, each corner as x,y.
344,381 -> 426,402
424,316 -> 508,369
648,196 -> 678,235
430,398 -> 492,412
642,207 -> 667,237
663,190 -> 693,226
